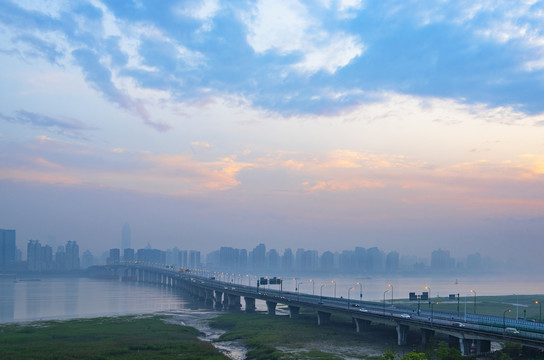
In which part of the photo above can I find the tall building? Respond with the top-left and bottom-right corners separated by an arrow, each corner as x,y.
251,243 -> 266,270
0,229 -> 16,272
281,248 -> 294,272
108,248 -> 120,264
267,249 -> 280,270
189,250 -> 200,269
123,248 -> 135,262
27,240 -> 43,271
431,249 -> 454,271
81,250 -> 95,269
121,223 -> 131,250
386,251 -> 399,273
65,241 -> 80,270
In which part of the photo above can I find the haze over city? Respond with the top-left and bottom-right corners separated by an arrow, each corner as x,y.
1,1 -> 543,270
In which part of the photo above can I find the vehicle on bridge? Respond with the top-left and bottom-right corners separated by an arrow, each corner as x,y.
505,327 -> 520,335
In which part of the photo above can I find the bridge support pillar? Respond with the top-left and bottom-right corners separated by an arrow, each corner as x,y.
476,340 -> 491,353
421,329 -> 434,344
459,338 -> 472,356
205,290 -> 214,305
354,318 -> 371,332
227,294 -> 241,310
244,297 -> 256,313
288,306 -> 300,319
317,311 -> 331,326
214,291 -> 223,310
266,301 -> 277,315
396,324 -> 409,346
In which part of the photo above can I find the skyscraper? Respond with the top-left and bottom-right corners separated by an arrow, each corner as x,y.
65,241 -> 80,270
0,229 -> 16,272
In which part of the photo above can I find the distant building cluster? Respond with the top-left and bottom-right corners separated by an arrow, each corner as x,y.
106,246 -> 202,270
204,244 -> 485,276
0,225 -> 487,276
27,239 -> 80,272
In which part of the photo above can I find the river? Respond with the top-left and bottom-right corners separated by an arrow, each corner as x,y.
1,273 -> 542,359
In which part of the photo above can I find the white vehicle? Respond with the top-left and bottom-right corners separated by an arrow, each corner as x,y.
400,314 -> 411,319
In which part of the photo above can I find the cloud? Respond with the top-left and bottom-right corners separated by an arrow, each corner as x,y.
243,0 -> 364,74
0,110 -> 92,139
71,48 -> 170,131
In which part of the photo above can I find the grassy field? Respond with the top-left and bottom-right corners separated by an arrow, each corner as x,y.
208,312 -> 400,360
0,315 -> 228,360
395,294 -> 544,320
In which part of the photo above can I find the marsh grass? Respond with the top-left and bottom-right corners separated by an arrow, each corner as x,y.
209,312 -> 392,359
0,315 -> 228,360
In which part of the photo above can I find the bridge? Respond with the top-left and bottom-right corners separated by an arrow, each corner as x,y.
89,264 -> 544,356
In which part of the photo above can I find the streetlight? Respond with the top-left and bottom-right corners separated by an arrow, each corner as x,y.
536,300 -> 542,322
503,309 -> 511,330
514,293 -> 519,320
425,286 -> 431,308
297,281 -> 303,301
309,279 -> 315,295
347,287 -> 355,308
357,281 -> 362,300
320,284 -> 326,303
388,283 -> 394,305
470,289 -> 477,314
383,289 -> 390,315
331,280 -> 336,298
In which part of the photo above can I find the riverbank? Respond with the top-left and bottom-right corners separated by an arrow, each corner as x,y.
0,314 -> 228,359
207,310 -> 410,359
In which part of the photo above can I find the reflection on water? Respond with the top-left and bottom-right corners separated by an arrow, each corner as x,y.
0,277 -> 190,323
1,274 -> 543,324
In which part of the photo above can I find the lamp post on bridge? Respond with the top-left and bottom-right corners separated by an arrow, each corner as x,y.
536,300 -> 542,322
514,293 -> 519,320
357,281 -> 362,301
425,285 -> 431,308
388,283 -> 394,305
296,281 -> 303,301
309,279 -> 314,295
331,280 -> 336,298
503,309 -> 511,330
383,289 -> 390,315
347,287 -> 355,309
470,289 -> 477,314
320,284 -> 326,303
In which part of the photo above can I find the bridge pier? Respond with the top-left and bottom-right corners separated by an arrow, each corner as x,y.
288,305 -> 300,319
244,297 -> 256,313
317,311 -> 331,325
205,290 -> 214,305
354,318 -> 371,332
266,301 -> 277,315
476,339 -> 491,353
214,291 -> 223,310
421,329 -> 434,344
396,324 -> 409,346
227,294 -> 241,310
459,338 -> 472,356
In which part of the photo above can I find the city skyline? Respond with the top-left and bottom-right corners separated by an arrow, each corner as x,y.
1,226 -> 498,275
0,1 -> 543,269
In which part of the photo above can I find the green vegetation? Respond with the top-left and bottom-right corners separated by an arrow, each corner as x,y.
209,312 -> 396,359
394,294 -> 544,320
0,315 -> 228,360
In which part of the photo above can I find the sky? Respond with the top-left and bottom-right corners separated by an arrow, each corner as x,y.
0,0 -> 543,268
